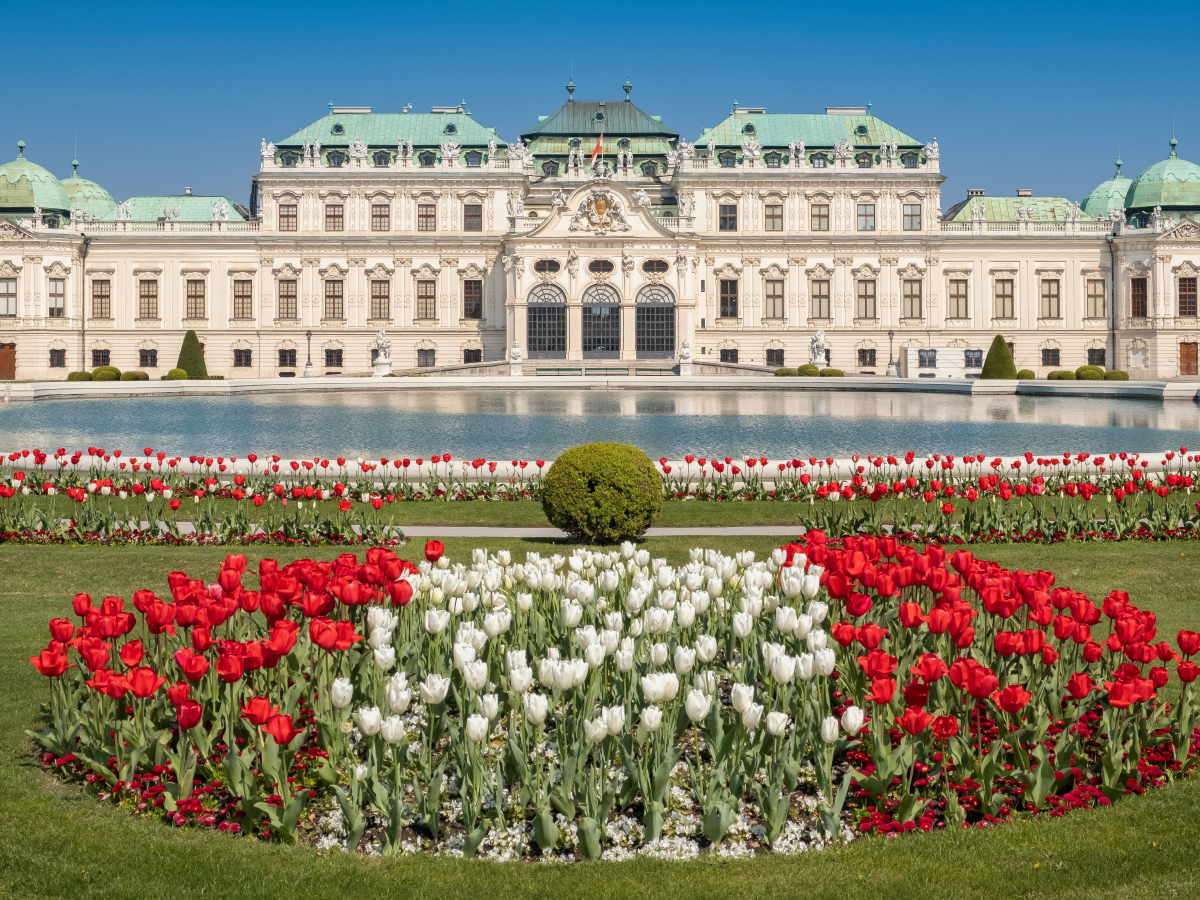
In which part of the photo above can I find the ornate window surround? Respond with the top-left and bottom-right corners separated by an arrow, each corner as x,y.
85,265 -> 115,322
758,262 -> 789,321
227,265 -> 257,322
318,262 -> 348,322
851,262 -> 881,323
411,262 -> 441,323
989,265 -> 1020,324
179,265 -> 210,324
457,261 -> 487,325
805,262 -> 833,322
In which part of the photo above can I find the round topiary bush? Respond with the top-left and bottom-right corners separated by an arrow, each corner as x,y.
796,364 -> 821,377
66,371 -> 93,382
1104,370 -> 1130,381
1016,369 -> 1036,380
819,368 -> 844,377
1047,370 -> 1077,381
774,367 -> 798,377
1076,365 -> 1104,380
120,370 -> 150,381
162,368 -> 189,381
541,443 -> 662,543
91,366 -> 121,381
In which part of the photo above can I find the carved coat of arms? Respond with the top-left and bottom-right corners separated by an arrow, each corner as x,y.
569,189 -> 632,235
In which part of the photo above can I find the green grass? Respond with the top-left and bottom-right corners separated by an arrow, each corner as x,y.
3,541 -> 1200,899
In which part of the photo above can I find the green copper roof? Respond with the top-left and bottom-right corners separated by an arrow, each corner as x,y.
1080,160 -> 1132,219
520,99 -> 677,141
276,112 -> 505,148
60,160 -> 116,219
943,196 -> 1094,222
1124,139 -> 1200,211
101,195 -> 247,222
0,141 -> 70,213
696,112 -> 923,149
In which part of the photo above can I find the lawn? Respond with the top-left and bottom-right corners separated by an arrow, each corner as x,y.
2,540 -> 1199,900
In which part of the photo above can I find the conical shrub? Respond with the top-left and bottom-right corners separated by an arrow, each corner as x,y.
980,334 -> 1017,379
176,330 -> 209,380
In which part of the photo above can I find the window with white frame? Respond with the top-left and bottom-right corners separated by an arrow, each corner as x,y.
764,279 -> 784,318
810,280 -> 831,319
948,280 -> 968,319
902,280 -> 922,319
1086,279 -> 1106,318
1040,279 -> 1061,318
48,278 -> 65,317
0,278 -> 14,316
856,280 -> 876,319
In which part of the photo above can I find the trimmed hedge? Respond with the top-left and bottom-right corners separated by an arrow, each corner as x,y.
176,330 -> 209,380
91,366 -> 121,382
796,364 -> 821,377
120,371 -> 150,381
1104,370 -> 1130,381
819,368 -> 844,377
1076,365 -> 1104,381
1047,370 -> 1077,380
162,368 -> 189,381
66,371 -> 92,382
774,368 -> 798,377
980,334 -> 1018,379
541,443 -> 662,543
1016,369 -> 1036,380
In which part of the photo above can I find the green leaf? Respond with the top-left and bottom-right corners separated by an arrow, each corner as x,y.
702,802 -> 737,845
531,806 -> 560,852
576,816 -> 603,859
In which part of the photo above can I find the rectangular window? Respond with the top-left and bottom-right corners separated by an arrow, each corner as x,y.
278,204 -> 297,232
370,281 -> 389,320
1041,348 -> 1061,367
858,348 -> 877,368
233,279 -> 253,319
1180,277 -> 1198,317
418,204 -> 436,232
719,204 -> 737,231
233,349 -> 252,368
463,279 -> 483,319
185,280 -> 205,319
1131,277 -> 1148,317
48,278 -> 65,317
138,280 -> 158,319
1087,348 -> 1106,367
1040,279 -> 1061,318
903,203 -> 922,231
764,279 -> 784,318
324,349 -> 343,369
918,349 -> 937,368
278,348 -> 296,368
463,203 -> 483,232
764,204 -> 783,232
324,280 -> 344,319
91,280 -> 111,318
857,203 -> 875,231
856,280 -> 877,319
0,278 -> 15,316
810,204 -> 829,231
810,280 -> 831,319
325,204 -> 344,232
417,349 -> 436,367
1082,279 -> 1105,318
277,280 -> 297,319
903,280 -> 922,319
719,279 -> 738,318
719,348 -> 739,363
417,280 -> 437,319
464,348 -> 483,364
140,349 -> 158,368
964,349 -> 984,368
371,204 -> 390,232
49,349 -> 66,368
995,279 -> 1014,319
766,348 -> 784,367
91,349 -> 110,367
948,280 -> 969,319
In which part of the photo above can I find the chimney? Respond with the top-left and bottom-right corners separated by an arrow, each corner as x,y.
967,189 -> 985,198
1016,188 -> 1032,197
184,187 -> 192,196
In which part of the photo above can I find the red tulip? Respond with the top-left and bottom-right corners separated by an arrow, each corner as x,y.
1150,666 -> 1170,689
119,640 -> 144,668
911,653 -> 949,684
30,647 -> 72,677
831,621 -> 857,647
1065,672 -> 1094,700
176,699 -> 203,730
898,603 -> 928,629
87,668 -> 130,699
855,622 -> 888,651
1177,661 -> 1200,683
49,618 -> 75,643
902,681 -> 929,708
1178,630 -> 1200,657
174,648 -> 209,682
166,681 -> 191,706
216,653 -> 244,683
128,666 -> 167,699
931,715 -> 959,741
386,580 -> 414,606
240,696 -> 281,727
865,676 -> 897,705
72,593 -> 93,618
1082,641 -> 1104,663
992,684 -> 1033,714
896,706 -> 934,736
425,540 -> 444,562
263,713 -> 304,746
309,617 -> 338,651
857,649 -> 899,678
1104,680 -> 1138,709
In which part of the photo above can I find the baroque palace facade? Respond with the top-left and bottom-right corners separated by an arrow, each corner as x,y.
2,85 -> 1200,381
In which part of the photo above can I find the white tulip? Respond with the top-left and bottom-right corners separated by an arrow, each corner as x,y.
639,705 -> 663,733
562,601 -> 583,628
634,549 -> 650,568
650,642 -> 669,666
354,762 -> 368,782
570,658 -> 590,687
801,573 -> 822,599
620,541 -> 636,559
770,548 -> 787,566
606,704 -> 626,735
644,607 -> 674,635
509,666 -> 534,694
691,590 -> 711,614
466,713 -> 489,742
815,647 -> 837,676
516,592 -> 532,612
731,683 -> 755,713
807,599 -> 829,624
674,645 -> 697,674
419,674 -> 450,705
584,642 -> 606,669
424,609 -> 450,635
479,693 -> 500,720
806,629 -> 828,653
656,566 -> 675,589
472,548 -> 487,565
781,574 -> 802,599
330,677 -> 353,709
765,711 -> 789,736
775,606 -> 798,634
600,629 -> 620,655
615,648 -> 634,672
841,705 -> 864,734
675,600 -> 695,629
524,692 -> 549,725
821,716 -> 840,744
695,634 -> 718,663
373,646 -> 396,671
629,617 -> 644,638
761,641 -> 785,668
356,706 -> 383,736
453,642 -> 476,670
497,550 -> 511,566
695,669 -> 717,696
367,608 -> 398,633
462,660 -> 488,692
793,613 -> 813,641
585,714 -> 608,744
771,654 -> 796,684
482,613 -> 503,639
706,576 -> 723,597
732,612 -> 753,639
381,715 -> 406,744
741,702 -> 764,730
684,688 -> 712,723
796,652 -> 815,681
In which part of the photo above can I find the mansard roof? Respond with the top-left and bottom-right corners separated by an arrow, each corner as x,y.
101,195 -> 248,222
943,195 -> 1094,222
276,109 -> 505,149
520,99 -> 677,142
697,111 -> 923,149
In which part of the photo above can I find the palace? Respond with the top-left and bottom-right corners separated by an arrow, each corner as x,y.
2,84 -> 1199,381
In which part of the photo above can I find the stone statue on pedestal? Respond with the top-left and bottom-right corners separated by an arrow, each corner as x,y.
810,329 -> 827,367
509,341 -> 524,376
372,329 -> 393,377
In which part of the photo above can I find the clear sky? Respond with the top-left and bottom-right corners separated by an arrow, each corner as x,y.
6,1 -> 1196,210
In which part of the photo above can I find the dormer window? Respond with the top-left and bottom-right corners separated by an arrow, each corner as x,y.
373,150 -> 391,167
569,138 -> 581,148
743,123 -> 755,134
444,123 -> 457,134
811,154 -> 827,168
280,152 -> 299,167
418,150 -> 436,167
764,152 -> 781,168
618,138 -> 630,149
465,150 -> 482,167
855,152 -> 872,168
641,161 -> 658,177
901,151 -> 919,168
542,160 -> 559,177
331,123 -> 345,135
719,150 -> 736,168
327,151 -> 346,167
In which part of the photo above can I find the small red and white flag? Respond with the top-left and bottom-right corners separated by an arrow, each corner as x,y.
590,133 -> 604,164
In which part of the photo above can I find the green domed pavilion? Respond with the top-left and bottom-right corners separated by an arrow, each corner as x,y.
59,159 -> 116,220
1123,138 -> 1200,223
1080,158 -> 1132,219
0,141 -> 71,226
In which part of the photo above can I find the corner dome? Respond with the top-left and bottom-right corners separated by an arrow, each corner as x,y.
0,141 -> 71,213
60,160 -> 116,219
1125,138 -> 1200,212
1080,159 -> 1132,219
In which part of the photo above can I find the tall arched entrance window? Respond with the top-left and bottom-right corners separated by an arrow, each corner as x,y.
526,284 -> 567,359
635,284 -> 676,359
581,284 -> 621,358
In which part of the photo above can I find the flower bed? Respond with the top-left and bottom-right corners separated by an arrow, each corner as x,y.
28,537 -> 1200,859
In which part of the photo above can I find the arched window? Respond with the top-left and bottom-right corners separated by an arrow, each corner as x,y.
900,151 -> 919,168
418,151 -> 436,167
719,150 -> 736,168
542,160 -> 559,177
526,284 -> 567,359
641,161 -> 658,177
855,152 -> 872,168
635,284 -> 675,359
465,151 -> 482,167
582,284 -> 621,358
764,152 -> 781,168
642,260 -> 669,274
280,152 -> 299,167
373,150 -> 391,167
327,151 -> 346,167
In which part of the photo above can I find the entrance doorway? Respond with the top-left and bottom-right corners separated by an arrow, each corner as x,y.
1182,342 -> 1198,376
0,343 -> 14,380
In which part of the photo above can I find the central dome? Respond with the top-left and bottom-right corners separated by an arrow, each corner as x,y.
1081,158 -> 1132,219
0,141 -> 70,215
1125,138 -> 1200,213
60,160 -> 116,220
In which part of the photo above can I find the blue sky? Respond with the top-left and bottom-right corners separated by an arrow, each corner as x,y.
6,1 -> 1196,210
